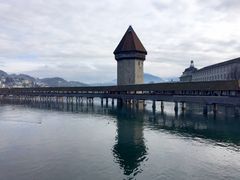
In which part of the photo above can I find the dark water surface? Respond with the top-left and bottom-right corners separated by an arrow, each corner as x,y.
0,100 -> 240,180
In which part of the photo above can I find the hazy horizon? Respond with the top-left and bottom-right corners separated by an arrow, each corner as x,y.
0,0 -> 240,83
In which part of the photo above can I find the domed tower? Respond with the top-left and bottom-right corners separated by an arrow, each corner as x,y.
114,26 -> 147,85
180,60 -> 198,82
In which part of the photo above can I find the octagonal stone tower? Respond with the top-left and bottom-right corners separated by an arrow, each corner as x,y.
114,26 -> 147,85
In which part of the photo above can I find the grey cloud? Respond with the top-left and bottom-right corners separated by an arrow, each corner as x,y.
24,62 -> 116,83
0,0 -> 239,83
215,0 -> 240,11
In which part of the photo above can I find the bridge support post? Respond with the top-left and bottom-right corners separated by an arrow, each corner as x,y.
203,104 -> 208,115
181,102 -> 185,111
174,102 -> 178,112
86,98 -> 89,105
126,99 -> 130,106
138,100 -> 145,110
112,98 -> 114,107
92,98 -> 94,105
134,100 -> 138,109
106,98 -> 108,107
88,97 -> 92,104
117,98 -> 123,107
101,98 -> 103,107
161,101 -> 164,111
213,103 -> 217,115
90,98 -> 94,106
152,100 -> 156,111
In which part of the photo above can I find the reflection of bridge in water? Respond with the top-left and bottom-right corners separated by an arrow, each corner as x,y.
0,80 -> 240,115
1,100 -> 239,177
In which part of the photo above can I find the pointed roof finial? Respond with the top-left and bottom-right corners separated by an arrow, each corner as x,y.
128,25 -> 133,32
190,60 -> 194,67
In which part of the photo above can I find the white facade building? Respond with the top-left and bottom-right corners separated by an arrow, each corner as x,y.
180,58 -> 240,82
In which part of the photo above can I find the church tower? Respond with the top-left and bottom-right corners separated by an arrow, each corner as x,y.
114,26 -> 147,85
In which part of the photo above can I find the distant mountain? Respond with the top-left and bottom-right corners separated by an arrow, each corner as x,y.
68,81 -> 88,87
144,73 -> 163,83
88,82 -> 115,86
113,73 -> 164,84
10,73 -> 36,82
40,77 -> 87,87
0,70 -> 8,78
96,73 -> 164,86
0,69 -> 87,88
163,77 -> 179,82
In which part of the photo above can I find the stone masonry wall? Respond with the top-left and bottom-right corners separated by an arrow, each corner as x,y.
117,59 -> 144,85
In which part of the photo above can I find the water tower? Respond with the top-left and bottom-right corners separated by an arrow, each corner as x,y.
114,26 -> 147,85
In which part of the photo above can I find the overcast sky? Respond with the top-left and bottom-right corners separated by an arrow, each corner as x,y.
0,0 -> 240,83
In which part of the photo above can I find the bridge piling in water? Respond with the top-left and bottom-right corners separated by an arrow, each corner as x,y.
112,98 -> 114,107
203,104 -> 208,115
181,102 -> 185,112
152,100 -> 156,111
213,103 -> 217,115
106,98 -> 108,107
160,101 -> 164,109
117,98 -> 123,107
174,102 -> 178,112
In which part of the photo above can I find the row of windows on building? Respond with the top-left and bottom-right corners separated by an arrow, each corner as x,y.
192,73 -> 230,81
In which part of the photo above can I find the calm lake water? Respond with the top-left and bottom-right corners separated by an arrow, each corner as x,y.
0,100 -> 240,180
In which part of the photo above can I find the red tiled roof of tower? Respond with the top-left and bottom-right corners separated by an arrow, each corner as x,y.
113,26 -> 147,55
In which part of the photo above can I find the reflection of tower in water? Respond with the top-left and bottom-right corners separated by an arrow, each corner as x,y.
112,109 -> 148,176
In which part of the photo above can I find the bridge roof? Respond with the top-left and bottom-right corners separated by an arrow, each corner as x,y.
1,80 -> 239,92
113,26 -> 147,55
197,57 -> 240,72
